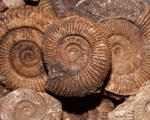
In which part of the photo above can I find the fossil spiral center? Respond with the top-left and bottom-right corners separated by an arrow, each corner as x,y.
10,40 -> 44,77
57,35 -> 91,73
109,35 -> 142,74
13,41 -> 41,67
23,107 -> 32,115
16,101 -> 35,118
21,50 -> 34,62
65,44 -> 81,63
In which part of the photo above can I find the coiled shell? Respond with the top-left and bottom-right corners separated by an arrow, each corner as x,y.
43,16 -> 111,97
0,6 -> 58,92
98,6 -> 150,96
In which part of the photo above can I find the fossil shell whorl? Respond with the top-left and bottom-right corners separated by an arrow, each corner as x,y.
38,0 -> 56,15
0,88 -> 62,120
0,6 -> 58,92
108,80 -> 150,120
43,16 -> 111,97
98,18 -> 150,96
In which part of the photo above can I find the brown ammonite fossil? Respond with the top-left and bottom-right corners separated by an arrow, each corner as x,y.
43,16 -> 111,97
97,16 -> 150,96
0,6 -> 58,92
0,88 -> 62,120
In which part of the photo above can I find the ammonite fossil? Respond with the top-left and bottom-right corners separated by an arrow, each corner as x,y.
43,16 -> 111,97
97,5 -> 150,96
52,0 -> 148,23
108,80 -> 150,120
0,6 -> 58,91
38,0 -> 56,15
0,88 -> 62,120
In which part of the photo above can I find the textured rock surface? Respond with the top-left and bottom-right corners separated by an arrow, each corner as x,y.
108,80 -> 150,120
0,89 -> 62,120
2,0 -> 25,8
53,0 -> 149,24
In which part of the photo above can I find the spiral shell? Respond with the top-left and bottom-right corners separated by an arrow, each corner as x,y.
0,6 -> 58,91
108,80 -> 150,120
0,88 -> 62,120
97,13 -> 150,95
43,16 -> 111,97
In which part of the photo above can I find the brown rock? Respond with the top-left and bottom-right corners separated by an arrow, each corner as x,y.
53,0 -> 148,23
0,88 -> 62,120
108,80 -> 150,120
2,0 -> 25,8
